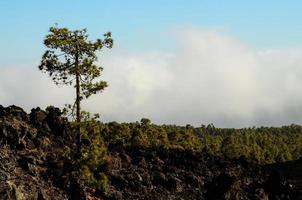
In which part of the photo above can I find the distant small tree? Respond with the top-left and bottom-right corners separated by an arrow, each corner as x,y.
39,25 -> 113,152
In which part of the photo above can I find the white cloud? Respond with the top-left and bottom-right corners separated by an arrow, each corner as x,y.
1,27 -> 302,127
0,67 -> 73,111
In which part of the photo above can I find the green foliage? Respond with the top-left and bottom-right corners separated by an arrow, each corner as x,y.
62,112 -> 109,191
199,124 -> 302,163
39,26 -> 113,89
98,121 -> 302,164
140,118 -> 151,126
79,165 -> 109,191
97,173 -> 110,191
59,111 -> 302,194
102,122 -> 132,145
60,108 -> 302,192
39,25 -> 113,120
84,118 -> 203,150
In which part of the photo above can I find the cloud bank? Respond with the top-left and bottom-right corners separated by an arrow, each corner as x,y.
1,28 -> 302,127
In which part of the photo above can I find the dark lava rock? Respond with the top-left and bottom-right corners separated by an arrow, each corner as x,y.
69,178 -> 87,200
205,173 -> 236,199
0,105 -> 29,121
0,104 -> 301,200
103,146 -> 302,200
0,105 -> 69,199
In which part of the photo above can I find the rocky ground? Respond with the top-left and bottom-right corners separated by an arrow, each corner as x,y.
101,146 -> 302,200
0,105 -> 301,200
0,105 -> 71,199
268,158 -> 302,193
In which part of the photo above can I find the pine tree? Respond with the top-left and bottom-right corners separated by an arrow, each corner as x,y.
39,25 -> 113,152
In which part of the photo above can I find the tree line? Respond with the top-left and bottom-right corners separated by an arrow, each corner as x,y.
79,118 -> 302,164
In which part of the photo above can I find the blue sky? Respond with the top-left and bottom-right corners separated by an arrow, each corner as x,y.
1,1 -> 302,66
1,1 -> 302,127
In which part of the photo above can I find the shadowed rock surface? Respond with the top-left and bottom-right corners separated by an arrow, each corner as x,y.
268,158 -> 302,192
101,146 -> 302,200
0,105 -> 301,199
0,105 -> 71,199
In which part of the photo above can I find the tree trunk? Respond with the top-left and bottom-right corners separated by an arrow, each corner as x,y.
75,54 -> 82,155
76,72 -> 81,123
